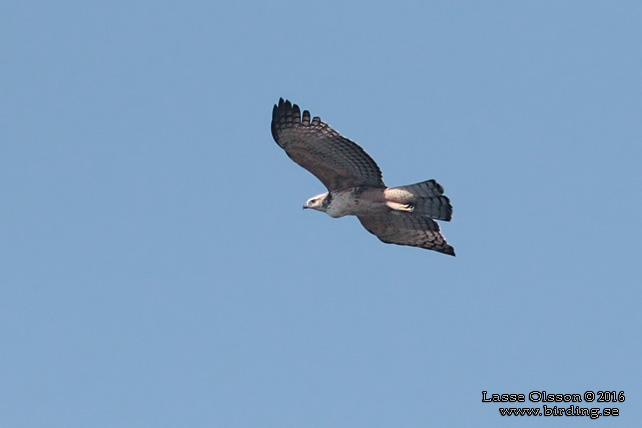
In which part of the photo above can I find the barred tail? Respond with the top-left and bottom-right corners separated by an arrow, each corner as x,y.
384,179 -> 453,221
412,195 -> 452,221
393,179 -> 445,197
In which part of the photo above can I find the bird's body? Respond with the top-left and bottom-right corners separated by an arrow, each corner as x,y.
306,187 -> 388,218
271,98 -> 456,256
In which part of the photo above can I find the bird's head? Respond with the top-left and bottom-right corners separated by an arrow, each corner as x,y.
303,192 -> 330,212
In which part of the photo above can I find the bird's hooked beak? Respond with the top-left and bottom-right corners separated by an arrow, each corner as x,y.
303,194 -> 327,212
302,199 -> 313,210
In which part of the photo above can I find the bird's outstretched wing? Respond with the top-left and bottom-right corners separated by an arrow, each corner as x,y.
271,98 -> 385,191
358,213 -> 456,256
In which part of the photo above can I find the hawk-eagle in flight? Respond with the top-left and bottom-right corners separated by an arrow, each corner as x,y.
271,98 -> 455,256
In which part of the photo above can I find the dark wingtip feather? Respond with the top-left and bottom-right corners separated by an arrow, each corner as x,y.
302,109 -> 311,125
291,102 -> 301,120
271,102 -> 280,142
272,98 -> 291,142
272,98 -> 303,143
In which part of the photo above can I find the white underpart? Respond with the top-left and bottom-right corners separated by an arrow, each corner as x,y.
325,189 -> 388,218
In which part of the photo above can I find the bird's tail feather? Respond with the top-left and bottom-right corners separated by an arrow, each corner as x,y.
412,196 -> 452,221
385,180 -> 453,221
392,179 -> 444,197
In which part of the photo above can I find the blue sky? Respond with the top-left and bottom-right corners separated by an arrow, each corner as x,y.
2,1 -> 641,427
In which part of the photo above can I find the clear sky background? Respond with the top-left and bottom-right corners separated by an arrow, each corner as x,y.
2,1 -> 641,427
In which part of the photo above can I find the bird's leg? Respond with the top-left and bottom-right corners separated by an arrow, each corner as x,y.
385,201 -> 414,212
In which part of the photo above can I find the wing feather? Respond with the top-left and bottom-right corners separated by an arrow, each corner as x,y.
271,98 -> 385,191
358,213 -> 455,256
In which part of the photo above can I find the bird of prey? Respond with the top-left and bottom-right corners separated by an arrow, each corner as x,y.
271,98 -> 455,256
